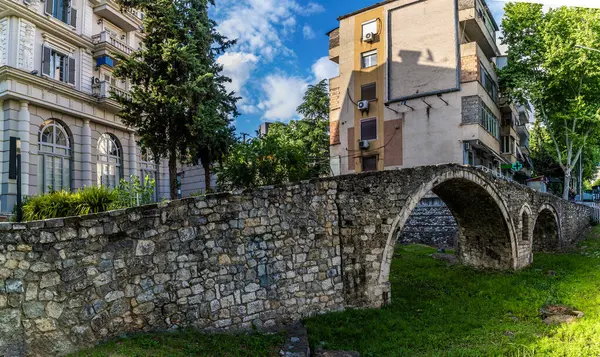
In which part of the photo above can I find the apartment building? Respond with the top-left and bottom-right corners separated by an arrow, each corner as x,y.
0,0 -> 210,214
327,0 -> 532,178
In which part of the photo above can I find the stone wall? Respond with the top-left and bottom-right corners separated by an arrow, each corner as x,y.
0,182 -> 344,357
0,165 -> 593,356
398,205 -> 458,249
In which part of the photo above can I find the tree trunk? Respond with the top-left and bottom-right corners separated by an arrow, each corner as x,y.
563,170 -> 572,201
201,158 -> 212,194
169,147 -> 178,200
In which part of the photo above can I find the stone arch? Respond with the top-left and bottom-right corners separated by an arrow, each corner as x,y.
378,168 -> 518,299
533,204 -> 561,252
519,204 -> 533,242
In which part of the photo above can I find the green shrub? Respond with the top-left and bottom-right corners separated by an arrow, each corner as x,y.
75,186 -> 117,216
20,177 -> 154,221
22,191 -> 78,222
112,175 -> 156,210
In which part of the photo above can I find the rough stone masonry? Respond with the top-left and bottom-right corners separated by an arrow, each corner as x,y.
0,165 -> 592,356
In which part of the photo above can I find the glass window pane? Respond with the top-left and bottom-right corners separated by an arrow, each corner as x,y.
361,119 -> 377,141
361,83 -> 377,101
362,21 -> 377,39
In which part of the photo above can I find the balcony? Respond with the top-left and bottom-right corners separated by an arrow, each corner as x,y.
92,0 -> 142,32
92,81 -> 130,103
518,105 -> 531,124
92,31 -> 134,58
459,0 -> 500,59
328,28 -> 340,64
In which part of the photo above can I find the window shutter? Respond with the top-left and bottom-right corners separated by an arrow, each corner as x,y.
41,46 -> 51,76
70,7 -> 77,28
68,57 -> 76,85
45,0 -> 54,15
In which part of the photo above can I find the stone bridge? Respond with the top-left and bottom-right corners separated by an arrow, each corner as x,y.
0,165 -> 592,356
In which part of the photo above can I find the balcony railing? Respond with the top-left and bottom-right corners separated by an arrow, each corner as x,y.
476,0 -> 497,42
92,31 -> 133,55
92,81 -> 130,100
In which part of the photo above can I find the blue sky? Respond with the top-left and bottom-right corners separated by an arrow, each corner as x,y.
210,0 -> 599,136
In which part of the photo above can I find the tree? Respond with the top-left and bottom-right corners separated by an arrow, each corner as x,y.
500,3 -> 600,199
113,0 -> 237,199
216,80 -> 330,190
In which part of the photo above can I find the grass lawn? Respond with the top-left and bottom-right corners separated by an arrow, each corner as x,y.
69,329 -> 285,357
304,227 -> 600,357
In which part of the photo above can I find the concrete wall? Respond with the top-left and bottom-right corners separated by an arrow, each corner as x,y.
0,165 -> 592,356
329,0 -> 508,175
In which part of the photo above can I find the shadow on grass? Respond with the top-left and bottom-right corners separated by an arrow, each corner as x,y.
304,228 -> 600,357
69,329 -> 285,357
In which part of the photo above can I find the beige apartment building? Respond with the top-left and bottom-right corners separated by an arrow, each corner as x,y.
0,0 -> 209,215
327,0 -> 532,178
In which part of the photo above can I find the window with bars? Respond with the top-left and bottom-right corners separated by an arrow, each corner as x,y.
97,134 -> 122,188
38,121 -> 72,193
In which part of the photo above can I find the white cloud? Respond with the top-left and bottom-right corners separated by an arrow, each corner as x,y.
214,0 -> 323,61
217,52 -> 260,94
257,75 -> 309,121
303,24 -> 316,39
312,56 -> 338,82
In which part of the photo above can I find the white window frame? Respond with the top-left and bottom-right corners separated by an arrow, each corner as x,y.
361,50 -> 378,69
361,19 -> 378,41
38,121 -> 72,193
360,117 -> 378,141
97,133 -> 123,188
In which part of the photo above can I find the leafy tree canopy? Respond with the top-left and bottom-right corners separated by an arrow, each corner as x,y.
217,80 -> 330,190
500,3 -> 600,199
113,0 -> 237,198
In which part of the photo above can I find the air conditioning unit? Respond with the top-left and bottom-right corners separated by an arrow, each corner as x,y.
358,140 -> 370,150
357,100 -> 369,111
364,32 -> 375,43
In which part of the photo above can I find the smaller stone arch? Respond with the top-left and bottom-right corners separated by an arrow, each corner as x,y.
533,203 -> 561,252
519,204 -> 533,242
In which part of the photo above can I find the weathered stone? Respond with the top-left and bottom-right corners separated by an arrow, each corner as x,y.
39,273 -> 60,289
5,280 -> 23,294
136,241 -> 155,256
105,291 -> 124,303
35,318 -> 57,332
23,302 -> 46,318
46,301 -> 64,319
133,302 -> 155,315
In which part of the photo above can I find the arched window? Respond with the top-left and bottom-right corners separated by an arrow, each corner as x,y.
38,121 -> 72,193
140,147 -> 158,202
97,133 -> 122,188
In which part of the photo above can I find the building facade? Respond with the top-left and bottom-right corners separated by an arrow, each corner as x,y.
0,0 -> 211,215
327,0 -> 532,179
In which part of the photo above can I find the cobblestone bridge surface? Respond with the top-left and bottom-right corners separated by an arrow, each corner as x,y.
0,165 -> 592,356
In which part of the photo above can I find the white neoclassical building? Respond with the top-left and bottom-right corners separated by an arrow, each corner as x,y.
0,0 -> 210,215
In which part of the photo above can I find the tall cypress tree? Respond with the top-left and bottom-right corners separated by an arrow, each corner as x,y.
113,0 -> 237,198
